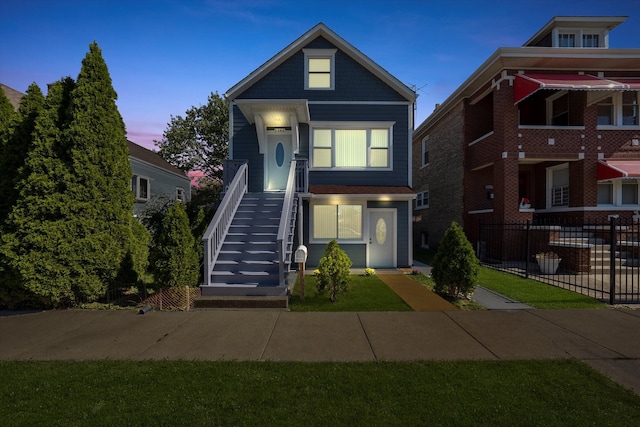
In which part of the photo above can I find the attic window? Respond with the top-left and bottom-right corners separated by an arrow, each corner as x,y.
304,49 -> 336,90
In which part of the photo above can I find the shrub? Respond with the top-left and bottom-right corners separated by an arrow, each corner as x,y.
149,202 -> 199,287
364,268 -> 376,276
431,221 -> 479,298
316,240 -> 352,302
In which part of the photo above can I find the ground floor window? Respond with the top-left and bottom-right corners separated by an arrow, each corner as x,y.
312,203 -> 363,240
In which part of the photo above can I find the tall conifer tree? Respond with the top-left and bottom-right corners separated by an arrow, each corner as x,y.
0,83 -> 44,222
0,78 -> 75,307
62,42 -> 135,301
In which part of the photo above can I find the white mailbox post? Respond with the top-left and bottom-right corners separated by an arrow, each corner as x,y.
294,245 -> 308,302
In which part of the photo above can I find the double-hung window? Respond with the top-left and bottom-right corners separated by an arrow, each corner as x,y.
421,136 -> 429,167
598,179 -> 640,206
597,91 -> 640,127
311,123 -> 393,169
132,175 -> 150,201
304,49 -> 336,90
416,190 -> 429,209
312,202 -> 363,241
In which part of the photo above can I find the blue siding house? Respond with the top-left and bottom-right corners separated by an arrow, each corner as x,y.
127,140 -> 191,216
201,23 -> 416,297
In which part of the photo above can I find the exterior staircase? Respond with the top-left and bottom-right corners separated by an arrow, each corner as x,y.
197,192 -> 297,307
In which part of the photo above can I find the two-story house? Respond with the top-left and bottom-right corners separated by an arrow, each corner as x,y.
413,16 -> 640,249
201,23 -> 416,297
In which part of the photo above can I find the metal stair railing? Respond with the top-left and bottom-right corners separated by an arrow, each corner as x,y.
277,160 -> 298,286
202,162 -> 248,286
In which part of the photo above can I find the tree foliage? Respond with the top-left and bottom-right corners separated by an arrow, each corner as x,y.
155,92 -> 229,182
316,240 -> 352,302
149,202 -> 199,287
0,83 -> 45,223
0,85 -> 17,145
0,42 -> 142,308
431,221 -> 479,298
0,78 -> 76,308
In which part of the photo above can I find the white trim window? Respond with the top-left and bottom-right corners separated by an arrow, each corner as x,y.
416,190 -> 429,209
421,136 -> 429,167
597,91 -> 640,127
598,179 -> 640,206
304,49 -> 336,90
311,202 -> 363,242
555,29 -> 606,48
547,164 -> 569,207
176,187 -> 185,202
132,175 -> 150,201
311,122 -> 393,169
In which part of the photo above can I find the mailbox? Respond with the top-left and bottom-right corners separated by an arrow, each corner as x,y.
294,245 -> 308,263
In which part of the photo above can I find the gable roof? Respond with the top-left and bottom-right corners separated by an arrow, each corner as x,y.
1,83 -> 25,110
225,23 -> 416,102
126,140 -> 188,178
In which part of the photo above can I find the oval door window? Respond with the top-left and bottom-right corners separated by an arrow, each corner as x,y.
375,218 -> 387,245
275,142 -> 285,167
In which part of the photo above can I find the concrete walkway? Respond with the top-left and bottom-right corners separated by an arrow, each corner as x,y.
1,308 -> 639,395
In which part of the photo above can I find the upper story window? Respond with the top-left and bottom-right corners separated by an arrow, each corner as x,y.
415,190 -> 429,209
582,34 -> 600,47
132,176 -> 150,201
547,91 -> 569,126
304,49 -> 336,90
311,122 -> 393,170
421,136 -> 429,167
598,179 -> 639,206
555,29 -> 605,47
558,33 -> 575,47
597,91 -> 640,127
176,187 -> 185,202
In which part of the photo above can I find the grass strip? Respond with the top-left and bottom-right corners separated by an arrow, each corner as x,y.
1,360 -> 638,426
477,267 -> 605,309
289,274 -> 412,312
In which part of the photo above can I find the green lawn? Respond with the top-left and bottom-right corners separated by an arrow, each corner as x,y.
413,248 -> 606,309
289,274 -> 411,312
1,360 -> 638,426
477,267 -> 605,309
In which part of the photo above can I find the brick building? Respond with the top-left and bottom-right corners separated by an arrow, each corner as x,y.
412,16 -> 640,249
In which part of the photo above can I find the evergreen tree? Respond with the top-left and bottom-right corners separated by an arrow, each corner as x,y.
431,221 -> 479,298
0,85 -> 17,145
0,78 -> 76,308
316,240 -> 352,302
0,83 -> 44,222
150,202 -> 199,287
62,41 -> 136,301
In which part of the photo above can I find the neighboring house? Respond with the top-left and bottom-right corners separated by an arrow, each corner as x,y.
127,140 -> 191,216
202,23 -> 416,297
1,82 -> 189,216
412,16 -> 640,249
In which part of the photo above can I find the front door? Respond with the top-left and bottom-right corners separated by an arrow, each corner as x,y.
368,209 -> 396,268
265,133 -> 292,191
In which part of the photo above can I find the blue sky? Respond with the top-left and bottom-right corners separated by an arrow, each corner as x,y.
1,0 -> 639,150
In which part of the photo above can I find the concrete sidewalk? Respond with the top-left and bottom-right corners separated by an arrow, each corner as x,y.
1,308 -> 639,395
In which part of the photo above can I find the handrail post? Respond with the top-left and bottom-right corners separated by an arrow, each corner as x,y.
609,216 -> 616,305
525,219 -> 531,279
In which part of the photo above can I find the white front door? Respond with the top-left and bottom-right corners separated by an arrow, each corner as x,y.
368,209 -> 396,268
265,133 -> 292,191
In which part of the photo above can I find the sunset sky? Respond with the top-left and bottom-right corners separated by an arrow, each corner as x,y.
2,0 -> 639,150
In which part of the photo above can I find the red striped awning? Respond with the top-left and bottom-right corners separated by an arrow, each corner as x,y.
598,159 -> 640,181
514,74 -> 629,104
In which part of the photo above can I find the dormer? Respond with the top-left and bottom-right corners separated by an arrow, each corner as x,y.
524,16 -> 627,48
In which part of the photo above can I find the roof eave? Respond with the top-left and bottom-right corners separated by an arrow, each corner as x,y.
414,47 -> 640,137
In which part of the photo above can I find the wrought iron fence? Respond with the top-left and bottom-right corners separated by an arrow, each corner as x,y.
477,217 -> 640,304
